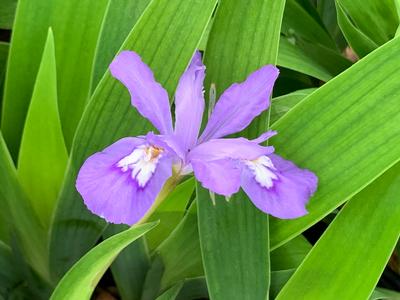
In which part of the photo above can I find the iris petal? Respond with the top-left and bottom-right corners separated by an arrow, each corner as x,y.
174,51 -> 205,151
241,154 -> 318,219
199,65 -> 279,142
76,137 -> 172,225
110,51 -> 173,134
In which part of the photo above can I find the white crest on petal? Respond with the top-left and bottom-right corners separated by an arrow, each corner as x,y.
117,144 -> 164,187
244,155 -> 278,188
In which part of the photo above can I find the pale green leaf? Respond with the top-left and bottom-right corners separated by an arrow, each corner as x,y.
17,29 -> 68,228
269,37 -> 400,252
276,164 -> 400,299
50,222 -> 157,300
1,0 -> 109,155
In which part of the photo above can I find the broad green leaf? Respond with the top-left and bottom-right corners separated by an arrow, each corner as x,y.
197,188 -> 271,300
1,0 -> 109,156
0,0 -> 17,29
270,235 -> 311,271
270,269 -> 294,299
282,0 -> 335,49
147,177 -> 195,251
0,42 -> 9,116
17,29 -> 67,228
270,88 -> 316,124
336,0 -> 398,45
335,1 -> 378,58
155,282 -> 183,300
198,0 -> 285,299
50,222 -> 157,300
157,277 -> 209,300
269,37 -> 400,249
0,133 -> 48,281
316,0 -> 347,50
49,0 -> 218,280
370,287 -> 400,300
278,38 -> 331,81
104,225 -> 150,300
276,164 -> 400,299
92,0 -> 151,88
157,202 -> 202,291
0,241 -> 51,299
142,202 -> 202,300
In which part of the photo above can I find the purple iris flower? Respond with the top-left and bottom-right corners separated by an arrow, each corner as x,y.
76,51 -> 317,225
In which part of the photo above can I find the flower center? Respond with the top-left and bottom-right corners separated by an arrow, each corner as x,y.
244,156 -> 278,188
117,145 -> 164,187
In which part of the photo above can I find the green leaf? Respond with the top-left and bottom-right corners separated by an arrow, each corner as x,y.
269,36 -> 400,250
270,88 -> 316,124
147,177 -> 195,251
49,0 -> 218,280
278,38 -> 338,82
103,225 -> 150,300
92,0 -> 151,88
155,282 -> 184,300
198,0 -> 285,299
282,0 -> 335,49
335,1 -> 378,58
0,42 -> 9,117
17,29 -> 68,228
0,132 -> 48,281
1,0 -> 109,156
270,269 -> 295,299
270,235 -> 311,271
370,287 -> 400,300
157,201 -> 202,291
276,164 -> 400,299
142,202 -> 202,300
336,0 -> 398,45
50,222 -> 157,300
197,188 -> 271,300
0,0 -> 17,29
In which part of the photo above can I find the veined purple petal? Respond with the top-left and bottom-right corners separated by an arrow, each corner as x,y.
174,51 -> 205,151
191,158 -> 241,196
188,137 -> 274,162
241,154 -> 318,219
110,51 -> 173,134
76,137 -> 172,225
199,65 -> 279,142
252,130 -> 277,144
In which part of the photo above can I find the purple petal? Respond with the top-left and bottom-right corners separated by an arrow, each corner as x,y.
252,130 -> 277,144
199,65 -> 279,142
240,154 -> 318,219
76,137 -> 172,225
110,51 -> 173,134
174,51 -> 205,151
188,137 -> 274,162
191,158 -> 241,196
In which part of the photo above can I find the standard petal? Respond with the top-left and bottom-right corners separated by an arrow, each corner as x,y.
191,158 -> 241,196
199,65 -> 279,142
188,137 -> 274,162
241,154 -> 318,219
174,51 -> 205,151
110,51 -> 173,134
76,137 -> 172,225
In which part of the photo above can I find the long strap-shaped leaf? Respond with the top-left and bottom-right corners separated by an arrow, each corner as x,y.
269,36 -> 400,249
198,1 -> 285,299
17,29 -> 68,229
49,0 -> 218,281
0,132 -> 48,280
50,222 -> 158,300
276,163 -> 400,299
1,0 -> 109,155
